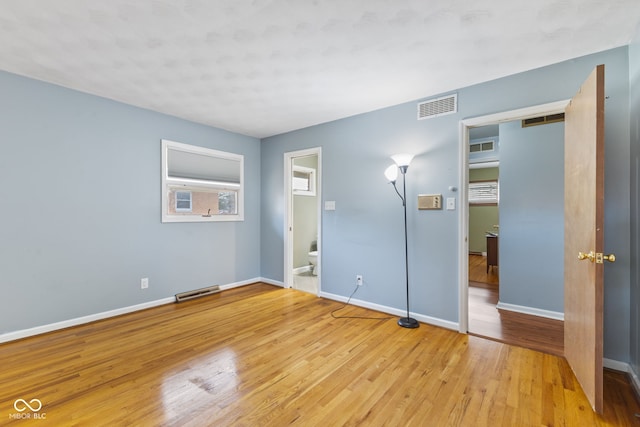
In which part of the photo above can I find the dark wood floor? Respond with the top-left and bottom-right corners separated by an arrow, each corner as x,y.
468,254 -> 564,356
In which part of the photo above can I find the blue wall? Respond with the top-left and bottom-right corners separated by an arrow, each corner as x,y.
498,121 -> 564,312
261,47 -> 631,361
0,71 -> 261,334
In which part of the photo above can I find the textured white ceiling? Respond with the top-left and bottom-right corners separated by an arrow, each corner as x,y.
1,0 -> 639,138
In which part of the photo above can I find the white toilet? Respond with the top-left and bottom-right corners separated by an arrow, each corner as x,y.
308,251 -> 318,275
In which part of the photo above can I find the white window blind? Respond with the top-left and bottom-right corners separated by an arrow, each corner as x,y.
469,181 -> 499,204
292,165 -> 316,196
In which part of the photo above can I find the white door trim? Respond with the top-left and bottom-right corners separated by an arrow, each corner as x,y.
458,100 -> 569,333
284,147 -> 322,291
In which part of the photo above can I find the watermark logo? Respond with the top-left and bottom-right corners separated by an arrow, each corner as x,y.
14,399 -> 42,412
9,398 -> 46,420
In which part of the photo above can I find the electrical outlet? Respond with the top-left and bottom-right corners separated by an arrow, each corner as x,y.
141,278 -> 149,289
356,275 -> 363,286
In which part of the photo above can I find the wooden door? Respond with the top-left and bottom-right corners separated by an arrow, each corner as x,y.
564,64 -> 608,413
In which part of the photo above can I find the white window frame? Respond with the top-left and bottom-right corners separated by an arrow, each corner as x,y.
161,139 -> 244,223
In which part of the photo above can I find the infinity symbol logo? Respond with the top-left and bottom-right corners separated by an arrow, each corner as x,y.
14,398 -> 42,412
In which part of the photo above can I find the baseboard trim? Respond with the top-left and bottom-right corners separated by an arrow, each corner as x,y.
496,301 -> 564,321
0,277 -> 269,344
625,363 -> 640,398
259,277 -> 285,287
602,358 -> 640,399
603,358 -> 630,372
0,297 -> 175,344
319,291 -> 459,331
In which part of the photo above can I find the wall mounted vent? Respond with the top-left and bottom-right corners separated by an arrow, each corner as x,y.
175,285 -> 221,302
417,94 -> 457,120
522,113 -> 565,128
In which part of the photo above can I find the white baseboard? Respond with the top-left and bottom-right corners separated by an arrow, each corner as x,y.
0,297 -> 175,344
625,362 -> 640,397
259,277 -> 285,287
602,358 -> 640,397
496,301 -> 564,321
319,291 -> 459,331
603,358 -> 630,372
219,277 -> 277,290
0,277 -> 269,344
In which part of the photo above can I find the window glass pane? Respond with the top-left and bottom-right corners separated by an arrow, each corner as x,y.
168,187 -> 237,215
218,192 -> 237,214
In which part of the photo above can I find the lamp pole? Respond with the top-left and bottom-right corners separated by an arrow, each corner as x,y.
397,165 -> 418,328
386,155 -> 419,329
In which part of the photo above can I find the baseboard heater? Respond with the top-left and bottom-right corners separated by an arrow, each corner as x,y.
175,285 -> 221,302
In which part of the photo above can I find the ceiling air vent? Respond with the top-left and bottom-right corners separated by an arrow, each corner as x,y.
417,94 -> 457,120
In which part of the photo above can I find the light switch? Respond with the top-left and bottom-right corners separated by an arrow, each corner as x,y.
325,201 -> 336,211
446,197 -> 456,210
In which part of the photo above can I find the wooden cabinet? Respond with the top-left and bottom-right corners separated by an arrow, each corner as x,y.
486,234 -> 498,273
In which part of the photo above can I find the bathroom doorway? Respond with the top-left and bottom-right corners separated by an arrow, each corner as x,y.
284,147 -> 322,294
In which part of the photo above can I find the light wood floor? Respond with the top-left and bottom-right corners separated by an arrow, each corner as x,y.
468,254 -> 564,356
1,284 -> 639,426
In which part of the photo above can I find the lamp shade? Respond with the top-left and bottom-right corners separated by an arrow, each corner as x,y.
391,153 -> 414,168
384,165 -> 398,182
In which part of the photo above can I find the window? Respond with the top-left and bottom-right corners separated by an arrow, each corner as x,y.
175,191 -> 192,212
161,139 -> 244,222
292,165 -> 316,196
469,140 -> 495,153
469,180 -> 499,205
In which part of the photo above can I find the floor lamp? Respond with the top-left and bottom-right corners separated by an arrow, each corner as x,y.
384,154 -> 419,329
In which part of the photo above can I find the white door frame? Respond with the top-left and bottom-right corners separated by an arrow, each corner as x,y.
284,147 -> 322,290
458,100 -> 569,332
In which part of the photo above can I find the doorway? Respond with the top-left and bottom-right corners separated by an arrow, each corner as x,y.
284,148 -> 322,294
458,101 -> 569,344
467,126 -> 501,340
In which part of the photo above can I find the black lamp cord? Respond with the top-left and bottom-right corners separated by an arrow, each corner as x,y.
330,283 -> 392,320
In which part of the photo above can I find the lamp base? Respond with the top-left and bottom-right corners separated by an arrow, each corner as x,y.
398,317 -> 419,328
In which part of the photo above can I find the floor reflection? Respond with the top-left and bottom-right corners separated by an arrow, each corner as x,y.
161,348 -> 238,420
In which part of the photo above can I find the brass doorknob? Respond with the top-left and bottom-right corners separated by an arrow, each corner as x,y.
578,251 -> 616,263
578,251 -> 595,262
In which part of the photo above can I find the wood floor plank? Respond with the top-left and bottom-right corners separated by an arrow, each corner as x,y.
1,283 -> 639,426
